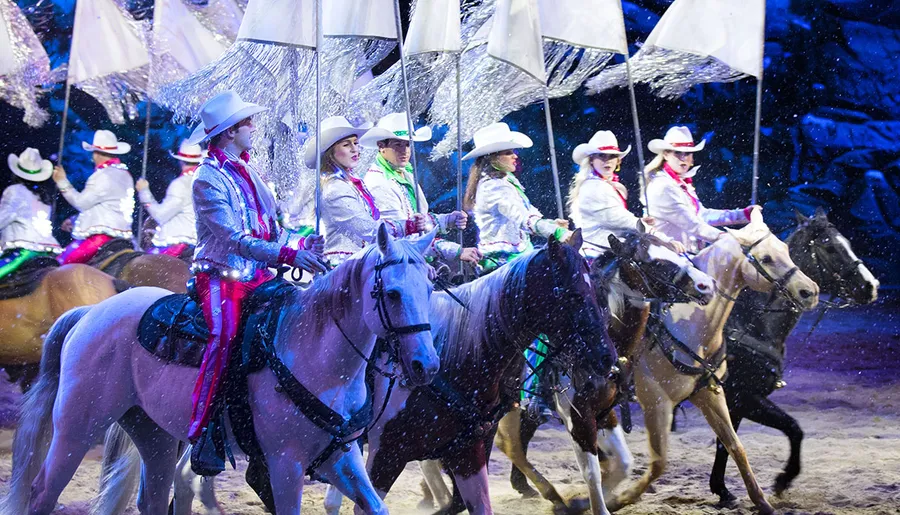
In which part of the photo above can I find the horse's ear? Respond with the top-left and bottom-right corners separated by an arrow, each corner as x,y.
376,222 -> 392,256
794,208 -> 809,225
411,227 -> 438,256
608,234 -> 627,257
814,206 -> 827,219
749,206 -> 764,225
568,228 -> 583,252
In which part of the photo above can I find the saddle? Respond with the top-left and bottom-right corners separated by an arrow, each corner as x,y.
0,255 -> 60,301
87,238 -> 143,277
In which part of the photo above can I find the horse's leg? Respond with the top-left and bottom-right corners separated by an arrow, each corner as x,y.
691,387 -> 775,515
710,413 -> 743,505
739,394 -> 804,496
419,460 -> 452,510
509,408 -> 541,497
318,446 -> 388,515
598,424 -> 633,500
118,408 -> 180,515
323,483 -> 344,515
608,393 -> 672,511
27,428 -> 97,514
265,452 -> 305,513
171,444 -> 196,515
569,438 -> 610,515
444,443 -> 492,515
495,409 -> 567,509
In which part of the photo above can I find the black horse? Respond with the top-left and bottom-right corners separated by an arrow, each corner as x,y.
710,207 -> 879,504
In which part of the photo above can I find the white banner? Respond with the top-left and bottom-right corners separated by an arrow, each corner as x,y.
405,0 -> 461,55
646,0 -> 764,78
153,0 -> 227,73
538,0 -> 627,54
237,0 -> 315,48
69,0 -> 149,82
325,0 -> 397,39
487,0 -> 545,82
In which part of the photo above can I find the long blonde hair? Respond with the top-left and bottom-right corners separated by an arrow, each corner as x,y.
566,157 -> 595,215
641,153 -> 666,200
462,154 -> 509,212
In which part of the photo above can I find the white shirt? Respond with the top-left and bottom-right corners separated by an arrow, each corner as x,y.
473,174 -> 560,256
0,184 -> 60,253
57,162 -> 135,240
139,172 -> 197,246
646,169 -> 748,253
570,171 -> 642,259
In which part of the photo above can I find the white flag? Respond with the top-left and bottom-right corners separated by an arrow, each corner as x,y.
487,0 -> 545,83
69,0 -> 149,83
238,0 -> 315,47
646,0 -> 764,78
153,0 -> 228,74
326,0 -> 397,39
538,0 -> 627,54
405,0 -> 461,55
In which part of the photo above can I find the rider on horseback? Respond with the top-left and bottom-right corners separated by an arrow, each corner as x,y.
53,130 -> 136,264
135,140 -> 203,260
643,126 -> 758,252
184,90 -> 326,466
1,148 -> 61,279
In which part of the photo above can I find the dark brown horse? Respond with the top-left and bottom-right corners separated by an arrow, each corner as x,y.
498,231 -> 716,515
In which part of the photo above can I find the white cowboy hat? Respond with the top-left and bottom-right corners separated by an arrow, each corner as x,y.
571,130 -> 632,164
358,112 -> 432,149
169,140 -> 206,163
462,122 -> 533,161
648,126 -> 706,154
81,130 -> 131,154
303,116 -> 373,169
7,148 -> 52,182
185,90 -> 267,146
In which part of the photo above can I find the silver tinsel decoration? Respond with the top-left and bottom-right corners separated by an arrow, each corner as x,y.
0,0 -> 55,127
585,46 -> 749,99
428,37 -> 613,159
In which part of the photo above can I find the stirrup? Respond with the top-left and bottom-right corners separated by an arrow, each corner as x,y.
190,413 -> 231,477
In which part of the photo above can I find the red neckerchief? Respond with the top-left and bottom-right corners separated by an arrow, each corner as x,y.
207,145 -> 271,240
663,162 -> 699,213
95,158 -> 124,171
181,165 -> 198,177
592,169 -> 626,209
340,169 -> 380,220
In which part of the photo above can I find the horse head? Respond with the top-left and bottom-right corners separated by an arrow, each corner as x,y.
601,231 -> 715,305
523,230 -> 615,393
360,224 -> 440,386
720,208 -> 819,311
790,208 -> 879,305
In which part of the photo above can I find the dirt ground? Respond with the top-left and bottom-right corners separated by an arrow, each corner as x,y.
0,300 -> 898,514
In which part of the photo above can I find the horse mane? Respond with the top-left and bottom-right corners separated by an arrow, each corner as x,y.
431,250 -> 537,368
279,238 -> 428,349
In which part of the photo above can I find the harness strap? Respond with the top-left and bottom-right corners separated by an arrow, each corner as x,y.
649,309 -> 727,393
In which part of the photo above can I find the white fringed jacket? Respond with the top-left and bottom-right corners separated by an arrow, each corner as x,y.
56,161 -> 135,240
0,184 -> 60,253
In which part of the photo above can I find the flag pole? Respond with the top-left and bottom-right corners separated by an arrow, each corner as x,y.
52,79 -> 72,218
455,52 -> 464,274
542,92 -> 565,219
314,0 -> 324,233
135,97 -> 152,250
393,0 -> 423,215
750,7 -> 766,206
624,55 -> 650,215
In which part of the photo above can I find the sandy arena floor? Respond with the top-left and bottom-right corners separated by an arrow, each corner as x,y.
0,301 -> 897,514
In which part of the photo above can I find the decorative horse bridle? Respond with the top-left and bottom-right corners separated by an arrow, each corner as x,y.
586,238 -> 697,304
715,232 -> 804,312
802,224 -> 864,304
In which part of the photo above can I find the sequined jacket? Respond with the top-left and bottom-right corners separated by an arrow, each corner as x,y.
57,163 -> 135,239
192,155 -> 290,280
646,169 -> 748,253
139,173 -> 197,246
363,164 -> 461,261
474,175 -> 561,256
570,173 -> 642,260
0,184 -> 60,253
321,174 -> 407,266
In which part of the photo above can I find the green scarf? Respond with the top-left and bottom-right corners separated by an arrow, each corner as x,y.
375,153 -> 417,212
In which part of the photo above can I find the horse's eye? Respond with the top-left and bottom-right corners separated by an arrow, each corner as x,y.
825,246 -> 837,254
762,255 -> 774,265
386,289 -> 402,301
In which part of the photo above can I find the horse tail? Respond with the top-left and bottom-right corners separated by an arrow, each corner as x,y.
91,424 -> 142,515
1,305 -> 91,514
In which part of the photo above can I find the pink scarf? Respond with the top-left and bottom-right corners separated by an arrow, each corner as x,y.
207,145 -> 272,240
592,169 -> 627,209
663,163 -> 699,213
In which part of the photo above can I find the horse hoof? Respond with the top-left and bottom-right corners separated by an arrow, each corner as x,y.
774,473 -> 794,496
606,497 -> 624,513
418,499 -> 435,511
758,501 -> 776,515
518,485 -> 540,499
561,496 -> 591,514
716,489 -> 738,507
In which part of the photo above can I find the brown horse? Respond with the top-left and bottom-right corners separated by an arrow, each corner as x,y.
88,240 -> 189,293
495,232 -> 716,515
0,264 -> 125,389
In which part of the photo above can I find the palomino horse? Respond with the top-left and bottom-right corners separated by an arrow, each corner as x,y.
0,264 -> 125,390
326,232 -> 617,515
1,225 -> 440,515
88,239 -> 190,293
496,231 -> 717,515
709,208 -> 879,504
606,208 -> 819,514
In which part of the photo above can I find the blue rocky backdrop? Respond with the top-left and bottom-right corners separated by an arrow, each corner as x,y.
1,0 -> 898,286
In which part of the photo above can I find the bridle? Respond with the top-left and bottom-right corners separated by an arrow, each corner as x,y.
716,232 -> 803,312
586,238 -> 697,304
801,224 -> 864,303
